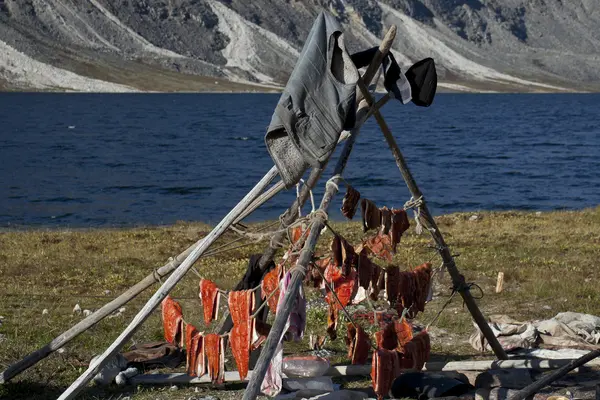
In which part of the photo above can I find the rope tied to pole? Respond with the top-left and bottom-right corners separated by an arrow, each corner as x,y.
295,178 -> 316,216
325,174 -> 346,192
404,195 -> 425,235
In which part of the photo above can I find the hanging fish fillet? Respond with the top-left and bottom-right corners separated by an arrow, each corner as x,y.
385,266 -> 401,307
251,319 -> 272,350
375,319 -> 414,351
290,225 -> 310,245
341,185 -> 361,219
371,348 -> 400,400
261,264 -> 283,313
357,249 -> 373,289
395,263 -> 432,318
199,279 -> 220,326
370,263 -> 382,301
228,290 -> 254,381
402,331 -> 431,370
305,256 -> 328,288
161,295 -> 184,347
390,208 -> 410,253
204,333 -> 225,384
363,233 -> 393,262
380,206 -> 392,235
185,324 -> 200,376
325,264 -> 356,309
331,236 -> 357,277
326,302 -> 339,340
394,318 -> 414,349
346,323 -> 371,365
195,334 -> 206,377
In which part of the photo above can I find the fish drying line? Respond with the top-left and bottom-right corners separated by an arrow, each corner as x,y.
425,266 -> 485,330
313,265 -> 378,351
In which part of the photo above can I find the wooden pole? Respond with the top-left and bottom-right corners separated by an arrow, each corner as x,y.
57,166 -> 279,400
0,178 -> 283,385
509,349 -> 600,400
128,356 -> 600,384
355,79 -> 509,360
242,26 -> 398,400
236,180 -> 285,222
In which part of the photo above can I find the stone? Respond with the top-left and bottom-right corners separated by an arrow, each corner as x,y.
308,390 -> 368,400
469,215 -> 480,221
294,389 -> 334,399
476,388 -> 490,400
478,389 -> 527,400
283,377 -> 334,393
91,353 -> 127,385
475,370 -> 534,389
42,309 -> 49,315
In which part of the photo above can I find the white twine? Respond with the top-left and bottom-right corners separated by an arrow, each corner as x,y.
404,196 -> 424,235
325,175 -> 342,192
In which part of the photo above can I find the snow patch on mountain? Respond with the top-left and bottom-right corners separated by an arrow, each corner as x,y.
208,0 -> 299,83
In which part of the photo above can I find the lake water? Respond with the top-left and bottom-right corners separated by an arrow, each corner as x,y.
1,93 -> 599,228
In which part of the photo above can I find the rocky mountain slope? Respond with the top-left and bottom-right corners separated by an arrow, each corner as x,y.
0,0 -> 599,92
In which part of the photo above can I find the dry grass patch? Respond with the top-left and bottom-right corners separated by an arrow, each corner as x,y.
0,208 -> 599,399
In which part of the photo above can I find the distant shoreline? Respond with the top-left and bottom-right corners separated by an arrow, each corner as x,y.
2,208 -> 598,233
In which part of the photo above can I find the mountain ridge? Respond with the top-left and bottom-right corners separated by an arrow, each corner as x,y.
0,0 -> 599,92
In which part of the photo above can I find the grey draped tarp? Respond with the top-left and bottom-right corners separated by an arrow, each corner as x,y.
470,312 -> 600,353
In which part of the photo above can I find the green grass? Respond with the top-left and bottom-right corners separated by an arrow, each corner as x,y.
1,208 -> 599,399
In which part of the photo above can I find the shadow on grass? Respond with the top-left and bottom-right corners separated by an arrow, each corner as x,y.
0,381 -> 142,400
0,381 -> 64,400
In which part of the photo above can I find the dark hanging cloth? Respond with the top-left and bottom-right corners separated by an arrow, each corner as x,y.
351,49 -> 438,107
351,47 -> 412,104
405,58 -> 437,107
234,253 -> 275,291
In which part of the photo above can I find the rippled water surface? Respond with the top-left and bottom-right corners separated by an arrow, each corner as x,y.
1,93 -> 599,228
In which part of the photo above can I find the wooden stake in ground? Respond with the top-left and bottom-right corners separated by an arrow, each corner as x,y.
0,180 -> 285,385
509,348 -> 600,400
355,79 -> 509,360
57,166 -> 279,400
242,26 -> 397,400
496,272 -> 505,294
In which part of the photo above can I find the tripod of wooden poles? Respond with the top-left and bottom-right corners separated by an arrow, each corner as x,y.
0,25 -> 509,400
